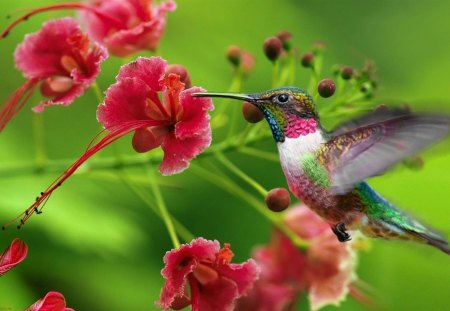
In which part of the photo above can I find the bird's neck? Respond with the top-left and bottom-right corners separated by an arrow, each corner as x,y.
276,128 -> 326,185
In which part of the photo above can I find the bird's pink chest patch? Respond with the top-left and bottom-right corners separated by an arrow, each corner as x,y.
285,116 -> 317,138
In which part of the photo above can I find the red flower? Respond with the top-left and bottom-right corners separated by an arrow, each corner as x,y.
98,56 -> 213,175
1,0 -> 176,58
0,238 -> 28,277
25,291 -> 74,311
81,0 -> 176,57
0,17 -> 107,132
157,238 -> 259,311
6,56 -> 212,228
236,205 -> 359,311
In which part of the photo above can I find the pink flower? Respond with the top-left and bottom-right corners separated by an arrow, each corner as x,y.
157,238 -> 259,311
1,0 -> 176,57
236,205 -> 359,311
25,291 -> 74,311
0,17 -> 107,132
98,56 -> 213,175
8,56 -> 212,228
81,0 -> 176,57
0,238 -> 28,276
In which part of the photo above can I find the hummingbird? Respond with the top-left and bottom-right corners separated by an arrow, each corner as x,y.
193,87 -> 450,254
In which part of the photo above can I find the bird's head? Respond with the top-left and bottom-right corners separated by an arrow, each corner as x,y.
193,87 -> 319,142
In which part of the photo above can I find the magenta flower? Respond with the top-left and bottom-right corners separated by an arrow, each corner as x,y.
9,56 -> 212,227
2,0 -> 176,58
236,205 -> 359,311
98,56 -> 213,175
81,0 -> 176,57
157,238 -> 259,311
0,17 -> 107,132
25,291 -> 74,311
0,238 -> 28,277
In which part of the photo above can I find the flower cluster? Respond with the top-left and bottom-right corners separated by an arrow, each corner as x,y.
157,238 -> 259,311
236,205 -> 360,311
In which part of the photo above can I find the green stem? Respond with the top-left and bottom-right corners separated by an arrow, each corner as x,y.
147,166 -> 180,248
119,171 -> 194,242
216,152 -> 268,197
32,112 -> 46,168
91,82 -> 103,103
239,147 -> 279,162
191,164 -> 309,250
272,61 -> 280,88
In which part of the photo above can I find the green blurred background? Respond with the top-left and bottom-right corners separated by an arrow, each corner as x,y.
0,0 -> 449,310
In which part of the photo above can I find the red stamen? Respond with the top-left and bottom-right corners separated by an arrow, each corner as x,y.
0,79 -> 38,133
1,2 -> 125,39
2,119 -> 166,230
349,284 -> 377,310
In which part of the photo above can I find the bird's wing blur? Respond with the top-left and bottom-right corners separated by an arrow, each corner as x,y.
320,111 -> 450,194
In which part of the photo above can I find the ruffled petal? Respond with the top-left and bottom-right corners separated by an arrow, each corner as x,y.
307,232 -> 357,311
235,281 -> 297,311
175,87 -> 214,140
25,291 -> 73,311
97,77 -> 151,129
159,131 -> 211,175
0,238 -> 28,276
116,57 -> 167,92
216,259 -> 260,295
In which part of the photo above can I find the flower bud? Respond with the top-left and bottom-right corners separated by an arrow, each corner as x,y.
318,79 -> 336,98
403,156 -> 424,170
301,52 -> 314,68
166,64 -> 192,89
341,66 -> 353,80
226,45 -> 241,67
263,36 -> 283,62
265,188 -> 291,212
242,102 -> 264,123
240,51 -> 255,75
312,41 -> 326,54
375,104 -> 389,112
276,30 -> 293,51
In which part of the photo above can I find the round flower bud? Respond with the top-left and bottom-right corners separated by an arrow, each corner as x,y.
276,30 -> 293,51
263,36 -> 283,62
403,156 -> 424,171
166,64 -> 192,89
301,52 -> 314,68
242,102 -> 264,123
226,45 -> 241,67
265,188 -> 291,212
341,66 -> 353,80
318,79 -> 336,98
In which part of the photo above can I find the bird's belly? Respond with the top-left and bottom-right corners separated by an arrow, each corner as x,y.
286,175 -> 364,224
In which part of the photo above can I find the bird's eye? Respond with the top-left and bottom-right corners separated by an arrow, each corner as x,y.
277,94 -> 289,103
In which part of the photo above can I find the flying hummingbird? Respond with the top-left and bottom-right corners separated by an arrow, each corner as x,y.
193,87 -> 450,254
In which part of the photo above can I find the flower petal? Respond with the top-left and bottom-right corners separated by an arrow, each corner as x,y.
25,291 -> 73,311
216,259 -> 260,296
132,126 -> 168,153
116,57 -> 167,92
97,77 -> 151,129
159,132 -> 211,175
191,276 -> 239,311
307,232 -> 357,311
175,87 -> 214,140
0,238 -> 28,276
235,281 -> 297,311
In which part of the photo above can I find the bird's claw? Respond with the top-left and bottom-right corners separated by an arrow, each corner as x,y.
332,223 -> 352,242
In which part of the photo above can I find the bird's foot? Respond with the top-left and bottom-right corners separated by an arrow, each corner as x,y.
332,223 -> 352,242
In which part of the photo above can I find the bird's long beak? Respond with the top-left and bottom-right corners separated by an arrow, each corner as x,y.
192,92 -> 255,103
